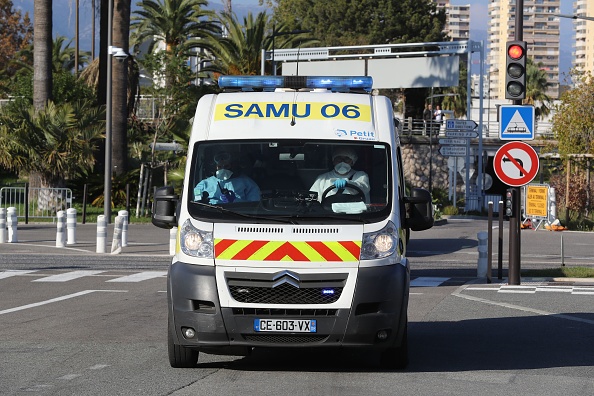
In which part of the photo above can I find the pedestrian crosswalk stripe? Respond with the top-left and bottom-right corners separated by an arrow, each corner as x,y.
106,271 -> 167,282
32,270 -> 105,282
0,270 -> 38,279
410,277 -> 450,287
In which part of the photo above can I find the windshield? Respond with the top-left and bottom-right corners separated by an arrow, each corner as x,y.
187,140 -> 392,223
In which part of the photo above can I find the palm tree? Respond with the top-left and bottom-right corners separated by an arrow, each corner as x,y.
130,0 -> 219,56
203,11 -> 318,76
112,0 -> 132,175
52,36 -> 91,72
524,58 -> 552,120
0,100 -> 105,189
33,0 -> 52,110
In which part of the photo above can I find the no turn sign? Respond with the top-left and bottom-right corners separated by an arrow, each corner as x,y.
494,141 -> 539,187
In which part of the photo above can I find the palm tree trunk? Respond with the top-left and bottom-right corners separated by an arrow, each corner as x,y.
33,0 -> 53,110
111,0 -> 131,175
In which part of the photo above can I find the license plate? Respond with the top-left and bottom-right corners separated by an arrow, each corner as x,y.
254,319 -> 317,333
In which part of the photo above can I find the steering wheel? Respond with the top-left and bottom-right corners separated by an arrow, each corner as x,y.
320,182 -> 366,210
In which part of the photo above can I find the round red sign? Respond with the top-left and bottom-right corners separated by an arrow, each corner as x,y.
493,141 -> 539,187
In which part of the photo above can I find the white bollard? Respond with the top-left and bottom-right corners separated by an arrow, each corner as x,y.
66,208 -> 77,245
169,226 -> 177,255
477,231 -> 488,278
56,210 -> 66,247
7,207 -> 17,243
0,208 -> 6,243
118,210 -> 128,247
96,215 -> 106,253
111,215 -> 124,254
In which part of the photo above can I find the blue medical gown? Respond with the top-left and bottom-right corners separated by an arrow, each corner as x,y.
194,175 -> 261,204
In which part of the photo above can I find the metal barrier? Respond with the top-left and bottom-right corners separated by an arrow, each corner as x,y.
0,187 -> 73,219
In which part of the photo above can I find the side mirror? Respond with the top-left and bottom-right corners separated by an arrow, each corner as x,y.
151,186 -> 178,229
403,188 -> 434,231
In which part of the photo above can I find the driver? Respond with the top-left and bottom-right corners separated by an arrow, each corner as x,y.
309,147 -> 370,203
194,151 -> 261,204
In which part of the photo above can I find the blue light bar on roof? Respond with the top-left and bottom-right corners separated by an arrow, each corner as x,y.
218,75 -> 373,92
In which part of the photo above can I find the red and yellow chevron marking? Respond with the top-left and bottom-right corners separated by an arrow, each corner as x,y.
214,239 -> 361,262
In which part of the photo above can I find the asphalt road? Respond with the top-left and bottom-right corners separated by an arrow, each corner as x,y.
1,219 -> 593,395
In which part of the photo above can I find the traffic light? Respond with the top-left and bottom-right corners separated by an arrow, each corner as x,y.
505,189 -> 515,217
505,41 -> 527,100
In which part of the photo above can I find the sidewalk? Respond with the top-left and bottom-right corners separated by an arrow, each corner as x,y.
0,223 -> 172,257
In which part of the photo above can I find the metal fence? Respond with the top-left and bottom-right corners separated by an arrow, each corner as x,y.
398,117 -> 553,139
0,187 -> 73,219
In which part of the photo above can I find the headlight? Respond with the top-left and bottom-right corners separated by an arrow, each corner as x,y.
360,221 -> 400,260
180,219 -> 213,258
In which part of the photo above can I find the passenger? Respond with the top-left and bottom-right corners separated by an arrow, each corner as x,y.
194,151 -> 261,204
309,147 -> 370,203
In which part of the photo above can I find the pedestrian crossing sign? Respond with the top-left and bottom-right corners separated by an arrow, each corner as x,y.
499,105 -> 535,140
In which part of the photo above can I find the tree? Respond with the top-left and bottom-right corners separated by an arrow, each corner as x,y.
130,0 -> 219,56
267,0 -> 447,46
551,69 -> 594,157
203,11 -> 318,76
112,0 -> 132,175
0,100 -> 105,189
33,0 -> 53,110
524,58 -> 552,120
0,0 -> 33,93
441,62 -> 468,118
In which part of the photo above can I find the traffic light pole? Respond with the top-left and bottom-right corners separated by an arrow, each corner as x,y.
509,0 -> 524,285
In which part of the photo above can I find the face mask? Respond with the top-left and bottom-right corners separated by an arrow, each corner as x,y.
334,162 -> 351,175
216,169 -> 233,180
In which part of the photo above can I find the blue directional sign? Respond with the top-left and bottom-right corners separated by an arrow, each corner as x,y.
499,105 -> 535,140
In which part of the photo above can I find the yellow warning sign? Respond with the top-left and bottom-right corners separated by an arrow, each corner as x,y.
525,184 -> 549,218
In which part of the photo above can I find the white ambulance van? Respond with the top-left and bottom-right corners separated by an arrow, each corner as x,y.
152,75 -> 433,369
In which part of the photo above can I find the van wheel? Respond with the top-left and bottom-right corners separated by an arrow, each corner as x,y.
379,325 -> 408,370
168,320 -> 199,368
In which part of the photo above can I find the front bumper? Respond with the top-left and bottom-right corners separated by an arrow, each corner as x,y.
168,261 -> 409,353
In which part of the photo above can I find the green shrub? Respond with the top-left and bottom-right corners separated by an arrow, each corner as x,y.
442,205 -> 459,215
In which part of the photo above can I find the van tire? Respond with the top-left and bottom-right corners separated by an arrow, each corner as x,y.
379,324 -> 408,370
168,319 -> 199,368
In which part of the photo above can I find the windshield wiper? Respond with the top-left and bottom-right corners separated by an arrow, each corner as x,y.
189,201 -> 295,224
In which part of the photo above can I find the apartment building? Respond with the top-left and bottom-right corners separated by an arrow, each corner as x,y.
488,0 -> 560,99
438,1 -> 472,41
573,0 -> 594,73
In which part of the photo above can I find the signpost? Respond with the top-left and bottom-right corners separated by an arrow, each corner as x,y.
524,184 -> 549,219
493,141 -> 539,187
445,119 -> 478,131
445,130 -> 479,138
439,138 -> 467,146
439,145 -> 467,157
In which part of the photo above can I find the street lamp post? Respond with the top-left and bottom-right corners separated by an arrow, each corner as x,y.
104,0 -> 114,223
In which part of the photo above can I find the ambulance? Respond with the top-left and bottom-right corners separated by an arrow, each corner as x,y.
152,75 -> 434,369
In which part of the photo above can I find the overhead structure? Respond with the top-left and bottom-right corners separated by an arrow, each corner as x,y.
262,40 -> 486,211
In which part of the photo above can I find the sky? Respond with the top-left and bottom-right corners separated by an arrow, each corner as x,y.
14,0 -> 574,77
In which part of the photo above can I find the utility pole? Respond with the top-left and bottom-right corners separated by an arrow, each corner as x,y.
508,0 -> 524,285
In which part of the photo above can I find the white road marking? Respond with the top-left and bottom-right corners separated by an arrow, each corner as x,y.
106,271 -> 167,282
58,374 -> 81,380
0,290 -> 127,315
0,270 -> 38,279
32,270 -> 105,282
88,364 -> 110,370
411,277 -> 450,287
453,286 -> 594,325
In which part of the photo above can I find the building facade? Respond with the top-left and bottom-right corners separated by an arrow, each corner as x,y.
488,0 -> 561,99
573,0 -> 594,73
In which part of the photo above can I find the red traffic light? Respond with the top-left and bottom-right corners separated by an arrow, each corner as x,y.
508,44 -> 524,60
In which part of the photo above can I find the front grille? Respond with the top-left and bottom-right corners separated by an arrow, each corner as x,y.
232,308 -> 338,316
230,282 -> 342,304
226,271 -> 348,305
243,334 -> 328,343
